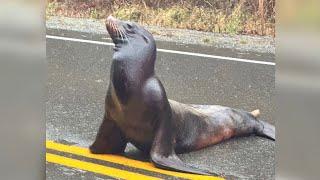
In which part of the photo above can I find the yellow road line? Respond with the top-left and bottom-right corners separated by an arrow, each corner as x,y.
46,140 -> 223,180
46,153 -> 160,180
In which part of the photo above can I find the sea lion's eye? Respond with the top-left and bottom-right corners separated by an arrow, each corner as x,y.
127,24 -> 133,29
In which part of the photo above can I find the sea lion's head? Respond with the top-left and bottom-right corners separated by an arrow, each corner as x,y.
106,15 -> 156,60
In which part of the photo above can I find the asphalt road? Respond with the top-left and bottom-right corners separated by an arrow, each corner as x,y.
46,28 -> 275,180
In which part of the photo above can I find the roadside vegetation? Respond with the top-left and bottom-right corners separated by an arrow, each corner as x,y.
46,0 -> 275,36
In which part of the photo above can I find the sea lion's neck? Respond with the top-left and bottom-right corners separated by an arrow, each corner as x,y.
110,46 -> 156,104
114,43 -> 156,75
111,56 -> 155,79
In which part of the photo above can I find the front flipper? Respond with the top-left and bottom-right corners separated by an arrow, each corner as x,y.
150,108 -> 219,176
151,153 -> 217,175
90,114 -> 127,154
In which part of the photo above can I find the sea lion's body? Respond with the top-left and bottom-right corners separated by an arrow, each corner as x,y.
90,16 -> 275,176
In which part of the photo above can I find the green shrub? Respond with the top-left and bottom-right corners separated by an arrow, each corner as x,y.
46,1 -> 275,36
225,4 -> 246,34
114,5 -> 142,22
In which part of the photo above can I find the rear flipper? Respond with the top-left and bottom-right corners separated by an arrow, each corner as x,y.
249,109 -> 275,140
224,108 -> 275,141
255,120 -> 275,140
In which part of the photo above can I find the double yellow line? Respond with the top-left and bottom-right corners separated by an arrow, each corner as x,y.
46,140 -> 223,180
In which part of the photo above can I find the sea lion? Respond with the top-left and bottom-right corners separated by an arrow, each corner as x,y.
89,15 -> 275,176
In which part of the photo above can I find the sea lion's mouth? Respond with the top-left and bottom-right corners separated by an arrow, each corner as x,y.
106,15 -> 127,43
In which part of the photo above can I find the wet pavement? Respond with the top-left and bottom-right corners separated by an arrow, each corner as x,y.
46,28 -> 275,179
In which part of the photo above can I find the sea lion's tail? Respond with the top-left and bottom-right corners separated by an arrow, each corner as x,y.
255,119 -> 276,140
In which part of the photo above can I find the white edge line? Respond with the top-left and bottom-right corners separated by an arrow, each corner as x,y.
46,35 -> 275,66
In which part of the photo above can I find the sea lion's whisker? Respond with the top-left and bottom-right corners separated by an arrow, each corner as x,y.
117,30 -> 122,40
113,23 -> 120,37
121,27 -> 131,46
115,26 -> 121,39
118,28 -> 124,41
119,28 -> 126,41
110,22 -> 114,32
111,23 -> 116,35
120,27 -> 128,41
114,25 -> 119,37
110,21 -> 113,31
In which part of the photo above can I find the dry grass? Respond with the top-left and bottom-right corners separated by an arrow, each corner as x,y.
46,0 -> 275,36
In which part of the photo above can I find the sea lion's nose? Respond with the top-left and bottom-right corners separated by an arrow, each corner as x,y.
107,15 -> 116,22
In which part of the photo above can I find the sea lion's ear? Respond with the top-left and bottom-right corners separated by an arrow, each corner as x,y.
142,35 -> 149,43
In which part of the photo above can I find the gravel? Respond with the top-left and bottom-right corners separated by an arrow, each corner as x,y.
46,16 -> 275,54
